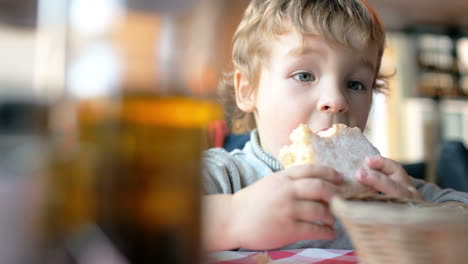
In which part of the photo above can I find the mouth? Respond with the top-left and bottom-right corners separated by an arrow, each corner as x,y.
314,122 -> 350,134
318,127 -> 331,132
311,126 -> 331,134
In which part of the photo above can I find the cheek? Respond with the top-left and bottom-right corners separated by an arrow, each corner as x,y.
274,107 -> 310,143
274,100 -> 306,121
351,95 -> 372,129
259,106 -> 307,155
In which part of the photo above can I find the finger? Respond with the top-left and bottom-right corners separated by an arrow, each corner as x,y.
293,178 -> 340,202
287,164 -> 344,184
407,186 -> 425,201
354,169 -> 412,198
293,200 -> 335,226
365,156 -> 409,183
365,156 -> 399,175
293,221 -> 336,241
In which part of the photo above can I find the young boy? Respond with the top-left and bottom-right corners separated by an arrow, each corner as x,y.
202,0 -> 468,252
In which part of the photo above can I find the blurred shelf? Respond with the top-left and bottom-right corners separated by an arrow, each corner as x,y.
412,30 -> 468,98
0,0 -> 37,28
367,0 -> 468,31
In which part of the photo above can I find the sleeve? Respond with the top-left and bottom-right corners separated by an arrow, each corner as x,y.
202,148 -> 241,195
412,177 -> 468,203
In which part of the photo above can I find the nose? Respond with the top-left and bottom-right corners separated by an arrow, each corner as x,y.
317,86 -> 349,113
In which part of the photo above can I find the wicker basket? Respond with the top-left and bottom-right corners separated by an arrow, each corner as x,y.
331,196 -> 468,264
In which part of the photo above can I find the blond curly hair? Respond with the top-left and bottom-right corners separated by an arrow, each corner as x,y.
220,0 -> 389,132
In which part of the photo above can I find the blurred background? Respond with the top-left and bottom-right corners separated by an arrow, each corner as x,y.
0,0 -> 467,261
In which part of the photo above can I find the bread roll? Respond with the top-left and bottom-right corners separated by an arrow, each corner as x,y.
278,123 -> 380,197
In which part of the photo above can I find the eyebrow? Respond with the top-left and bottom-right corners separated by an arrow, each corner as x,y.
286,46 -> 325,58
360,56 -> 377,73
285,45 -> 377,72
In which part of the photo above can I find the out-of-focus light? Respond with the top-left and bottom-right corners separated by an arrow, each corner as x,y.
70,0 -> 124,36
68,42 -> 121,98
458,38 -> 468,73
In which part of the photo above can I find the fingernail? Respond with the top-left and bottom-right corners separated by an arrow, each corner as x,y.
369,156 -> 382,164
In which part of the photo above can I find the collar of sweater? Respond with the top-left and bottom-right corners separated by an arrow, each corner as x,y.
249,129 -> 284,172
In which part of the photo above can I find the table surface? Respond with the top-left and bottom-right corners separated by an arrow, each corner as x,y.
205,248 -> 357,264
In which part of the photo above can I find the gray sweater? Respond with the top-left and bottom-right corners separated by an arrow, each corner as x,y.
203,130 -> 468,250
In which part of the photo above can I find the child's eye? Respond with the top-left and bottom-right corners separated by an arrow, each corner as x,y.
346,80 -> 367,91
293,72 -> 315,82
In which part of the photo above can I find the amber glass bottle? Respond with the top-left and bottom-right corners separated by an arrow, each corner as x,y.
44,95 -> 221,263
94,94 -> 222,263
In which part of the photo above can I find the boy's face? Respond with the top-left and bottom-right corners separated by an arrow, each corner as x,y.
240,29 -> 379,158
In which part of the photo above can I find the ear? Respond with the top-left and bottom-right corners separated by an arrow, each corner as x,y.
234,70 -> 256,113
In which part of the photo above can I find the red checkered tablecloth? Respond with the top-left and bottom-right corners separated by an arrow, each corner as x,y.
205,248 -> 357,264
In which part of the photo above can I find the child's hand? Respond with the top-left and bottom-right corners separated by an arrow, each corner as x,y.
354,156 -> 424,202
231,164 -> 343,250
